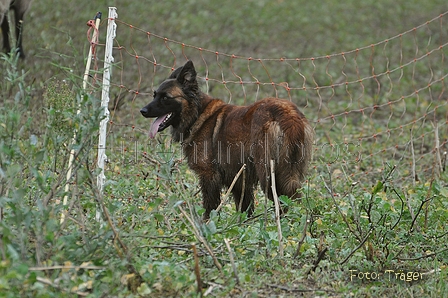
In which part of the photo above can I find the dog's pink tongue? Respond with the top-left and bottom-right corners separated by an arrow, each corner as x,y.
149,114 -> 168,138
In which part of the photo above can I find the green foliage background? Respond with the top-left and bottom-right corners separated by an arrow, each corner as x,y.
0,0 -> 447,297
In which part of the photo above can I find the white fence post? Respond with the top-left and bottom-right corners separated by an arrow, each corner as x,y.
96,7 -> 117,220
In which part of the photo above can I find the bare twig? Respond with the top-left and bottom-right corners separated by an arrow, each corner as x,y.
321,167 -> 362,242
396,246 -> 448,261
263,163 -> 269,240
224,238 -> 240,286
86,170 -> 143,289
424,180 -> 434,230
141,152 -> 162,166
433,121 -> 443,178
364,165 -> 396,226
270,160 -> 284,258
340,227 -> 374,265
409,197 -> 432,232
404,191 -> 419,232
237,166 -> 246,214
142,244 -> 206,256
216,164 -> 246,213
293,213 -> 310,258
178,204 -> 222,271
204,282 -> 225,296
410,127 -> 416,185
267,283 -> 335,294
346,182 -> 362,236
307,247 -> 328,275
29,265 -> 105,271
89,173 -> 128,257
35,276 -> 89,297
390,188 -> 404,230
192,243 -> 203,297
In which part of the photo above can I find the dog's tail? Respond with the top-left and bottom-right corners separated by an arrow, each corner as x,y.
264,104 -> 314,199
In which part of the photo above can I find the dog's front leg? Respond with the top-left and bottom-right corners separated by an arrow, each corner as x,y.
199,174 -> 221,220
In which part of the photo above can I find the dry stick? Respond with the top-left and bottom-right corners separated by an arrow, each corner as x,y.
35,276 -> 88,297
224,238 -> 240,286
29,265 -> 105,271
404,191 -> 418,232
293,214 -> 310,258
321,167 -> 362,242
178,205 -> 222,271
409,197 -> 432,232
237,167 -> 246,214
270,160 -> 284,258
267,283 -> 331,294
396,246 -> 448,261
85,164 -> 129,256
347,182 -> 363,237
61,14 -> 101,224
87,171 -> 143,288
307,247 -> 328,275
263,163 -> 269,228
424,122 -> 442,230
410,127 -> 416,186
192,243 -> 203,296
95,185 -> 128,257
424,180 -> 434,231
433,121 -> 443,178
340,227 -> 374,265
390,188 -> 405,230
215,164 -> 246,213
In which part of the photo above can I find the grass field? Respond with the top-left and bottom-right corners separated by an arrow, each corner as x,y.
1,0 -> 448,297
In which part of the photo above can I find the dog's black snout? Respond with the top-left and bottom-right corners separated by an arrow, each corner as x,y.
140,107 -> 148,116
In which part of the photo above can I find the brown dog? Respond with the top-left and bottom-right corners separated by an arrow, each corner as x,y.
141,60 -> 313,219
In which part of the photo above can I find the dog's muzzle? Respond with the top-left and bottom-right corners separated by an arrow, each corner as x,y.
140,107 -> 149,117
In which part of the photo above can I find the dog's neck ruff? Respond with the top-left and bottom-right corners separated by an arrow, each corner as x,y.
179,97 -> 224,145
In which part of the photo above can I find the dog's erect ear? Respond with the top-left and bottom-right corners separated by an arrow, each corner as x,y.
168,65 -> 184,79
176,60 -> 197,85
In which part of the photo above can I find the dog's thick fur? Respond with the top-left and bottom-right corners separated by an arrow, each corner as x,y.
0,0 -> 33,58
141,61 -> 314,219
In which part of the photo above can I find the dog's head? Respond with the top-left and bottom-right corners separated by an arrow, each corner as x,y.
140,60 -> 199,138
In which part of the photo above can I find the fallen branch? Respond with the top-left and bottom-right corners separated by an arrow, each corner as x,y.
267,283 -> 334,294
224,238 -> 240,286
216,164 -> 246,213
409,197 -> 432,232
433,121 -> 443,177
293,212 -> 310,258
270,159 -> 284,258
192,243 -> 203,297
86,168 -> 143,289
178,204 -> 222,271
237,166 -> 246,214
321,167 -> 362,242
36,276 -> 89,297
307,247 -> 328,275
340,227 -> 374,265
29,265 -> 105,271
396,246 -> 448,261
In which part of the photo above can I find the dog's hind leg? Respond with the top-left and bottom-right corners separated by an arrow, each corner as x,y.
1,13 -> 11,54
